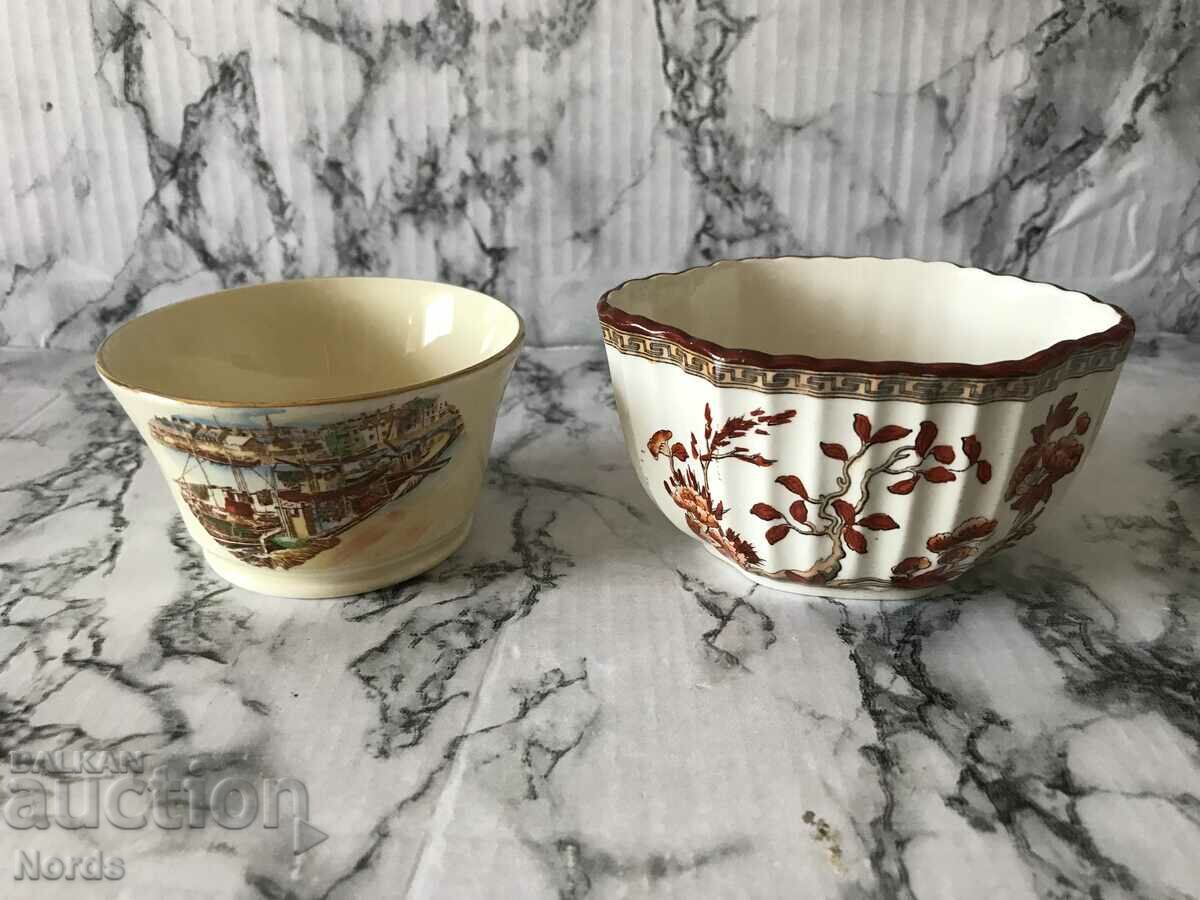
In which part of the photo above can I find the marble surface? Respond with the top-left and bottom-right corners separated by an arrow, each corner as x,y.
3,0 -> 1200,350
0,338 -> 1199,897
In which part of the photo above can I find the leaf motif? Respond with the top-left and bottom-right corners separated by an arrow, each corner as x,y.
647,429 -> 673,458
690,434 -> 699,458
888,476 -> 918,495
750,503 -> 783,521
870,425 -> 913,445
977,460 -> 992,484
1046,393 -> 1079,431
932,445 -> 956,464
853,414 -> 872,444
914,421 -> 937,457
740,453 -> 776,467
1075,413 -> 1091,435
671,443 -> 688,461
762,410 -> 797,426
953,516 -> 998,542
844,527 -> 867,554
766,524 -> 791,545
961,434 -> 982,463
1030,424 -> 1046,445
937,545 -> 975,566
833,499 -> 856,524
775,475 -> 809,498
892,556 -> 931,575
821,442 -> 848,461
926,531 -> 954,552
923,466 -> 956,483
789,500 -> 808,523
859,513 -> 899,531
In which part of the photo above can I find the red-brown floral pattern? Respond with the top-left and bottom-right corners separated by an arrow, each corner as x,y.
890,516 -> 999,589
648,407 -> 794,568
889,393 -> 1094,588
648,405 -> 995,589
1003,393 -> 1090,518
648,391 -> 1094,592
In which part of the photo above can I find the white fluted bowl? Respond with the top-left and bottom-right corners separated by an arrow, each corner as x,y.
599,257 -> 1133,599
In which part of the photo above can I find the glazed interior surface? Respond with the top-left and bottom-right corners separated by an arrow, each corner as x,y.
98,278 -> 523,405
608,258 -> 1123,365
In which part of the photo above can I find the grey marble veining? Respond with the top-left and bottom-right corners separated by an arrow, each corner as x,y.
2,0 -> 1200,349
0,340 -> 1198,897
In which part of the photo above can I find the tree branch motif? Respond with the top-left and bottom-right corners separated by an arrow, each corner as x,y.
648,406 -> 993,587
648,392 -> 1096,591
647,404 -> 795,569
889,393 -> 1094,589
749,413 -> 992,585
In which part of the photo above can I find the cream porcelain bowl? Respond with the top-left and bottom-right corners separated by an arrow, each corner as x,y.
599,257 -> 1134,599
98,277 -> 523,598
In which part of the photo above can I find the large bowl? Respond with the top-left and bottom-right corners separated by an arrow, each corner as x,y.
98,277 -> 523,598
598,257 -> 1134,599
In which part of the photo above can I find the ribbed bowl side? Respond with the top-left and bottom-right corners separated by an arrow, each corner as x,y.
604,340 -> 1125,598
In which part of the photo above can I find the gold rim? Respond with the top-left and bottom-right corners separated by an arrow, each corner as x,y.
95,277 -> 526,408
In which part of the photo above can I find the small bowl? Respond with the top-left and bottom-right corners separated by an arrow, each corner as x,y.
98,277 -> 523,598
599,257 -> 1133,599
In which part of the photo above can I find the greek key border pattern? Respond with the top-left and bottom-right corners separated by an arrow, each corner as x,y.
601,325 -> 1130,403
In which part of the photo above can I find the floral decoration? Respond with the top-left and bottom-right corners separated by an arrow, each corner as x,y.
647,392 -> 1094,592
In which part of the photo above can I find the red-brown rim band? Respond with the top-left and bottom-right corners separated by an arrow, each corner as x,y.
597,256 -> 1135,381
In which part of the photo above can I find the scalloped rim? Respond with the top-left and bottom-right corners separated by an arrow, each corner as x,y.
597,256 -> 1135,380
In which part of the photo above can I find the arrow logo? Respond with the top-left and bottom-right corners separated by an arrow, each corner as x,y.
293,818 -> 328,855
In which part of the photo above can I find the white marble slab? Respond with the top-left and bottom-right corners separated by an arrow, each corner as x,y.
1,1 -> 1199,350
0,338 -> 1198,897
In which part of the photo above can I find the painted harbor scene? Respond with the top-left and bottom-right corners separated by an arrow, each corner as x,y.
149,398 -> 464,569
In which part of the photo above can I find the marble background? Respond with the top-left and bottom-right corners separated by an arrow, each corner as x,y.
2,0 -> 1199,350
1,335 -> 1199,896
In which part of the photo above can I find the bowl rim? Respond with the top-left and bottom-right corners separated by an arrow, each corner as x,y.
597,256 -> 1135,380
95,276 -> 526,408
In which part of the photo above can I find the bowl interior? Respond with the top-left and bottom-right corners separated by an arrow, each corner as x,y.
607,257 -> 1123,365
97,278 -> 523,406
